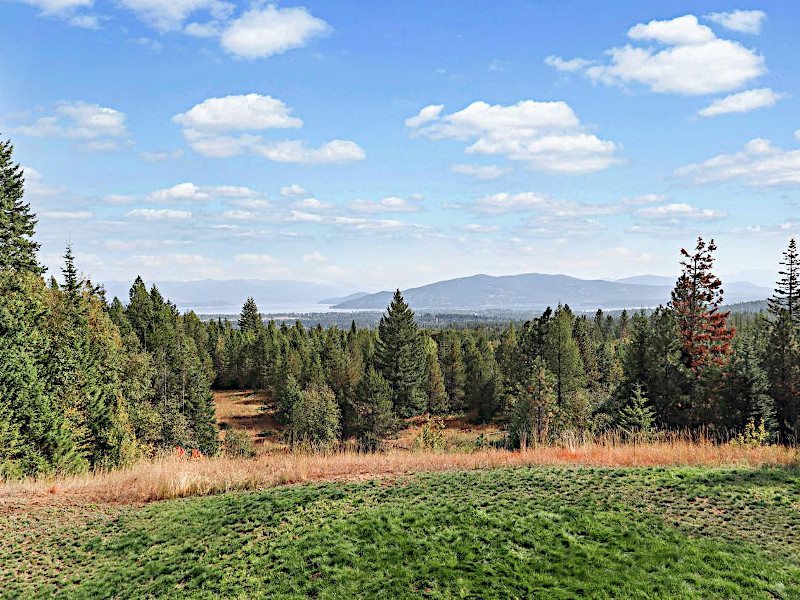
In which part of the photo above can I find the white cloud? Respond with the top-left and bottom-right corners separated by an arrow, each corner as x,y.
621,194 -> 667,205
68,13 -> 100,28
19,0 -> 91,15
450,163 -> 510,179
175,94 -> 365,164
40,210 -> 93,219
280,184 -> 309,197
407,100 -> 621,174
253,140 -> 365,164
21,166 -> 67,197
460,224 -> 502,233
14,101 -> 130,150
705,9 -> 767,34
634,202 -> 726,220
347,196 -> 422,213
550,14 -> 766,95
139,149 -> 184,162
117,0 -> 233,32
125,208 -> 192,220
698,88 -> 785,117
220,4 -> 329,59
675,135 -> 800,187
303,251 -> 328,263
293,197 -> 333,211
543,56 -> 594,72
453,192 -> 622,217
221,209 -> 255,220
405,105 -> 444,128
144,182 -> 264,204
174,93 -> 302,131
235,253 -> 282,265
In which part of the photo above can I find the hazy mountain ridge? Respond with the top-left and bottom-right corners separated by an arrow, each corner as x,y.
333,273 -> 772,311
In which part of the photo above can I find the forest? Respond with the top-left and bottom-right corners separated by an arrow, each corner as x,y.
1,133 -> 799,479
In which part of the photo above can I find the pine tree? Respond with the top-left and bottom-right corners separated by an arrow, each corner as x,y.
376,290 -> 426,417
768,238 -> 799,326
765,312 -> 800,441
464,335 -> 499,423
439,332 -> 466,412
0,135 -> 43,275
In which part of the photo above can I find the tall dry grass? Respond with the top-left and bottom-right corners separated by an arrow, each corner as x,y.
2,437 -> 797,508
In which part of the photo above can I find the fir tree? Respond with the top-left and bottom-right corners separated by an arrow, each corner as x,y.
376,290 -> 426,417
618,384 -> 655,436
423,336 -> 448,414
238,297 -> 262,332
0,135 -> 43,275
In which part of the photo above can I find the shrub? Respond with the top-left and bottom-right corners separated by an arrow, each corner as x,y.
224,428 -> 256,458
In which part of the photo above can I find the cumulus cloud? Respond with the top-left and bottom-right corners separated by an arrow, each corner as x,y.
705,9 -> 766,34
39,210 -> 93,219
698,88 -> 785,117
293,198 -> 333,211
450,163 -> 510,179
543,56 -> 594,72
174,94 -> 365,164
448,192 -> 624,217
347,196 -> 423,213
404,104 -> 443,128
21,166 -> 67,197
675,135 -> 800,187
173,93 -> 302,131
406,100 -> 622,174
220,4 -> 329,59
144,182 -> 264,204
548,14 -> 766,95
17,0 -> 100,28
14,101 -> 130,150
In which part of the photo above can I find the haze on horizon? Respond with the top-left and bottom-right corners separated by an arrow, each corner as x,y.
3,1 -> 798,291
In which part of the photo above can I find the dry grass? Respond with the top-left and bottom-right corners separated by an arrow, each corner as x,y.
1,439 -> 796,509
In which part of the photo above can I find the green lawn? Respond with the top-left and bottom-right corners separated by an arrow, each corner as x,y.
2,466 -> 800,599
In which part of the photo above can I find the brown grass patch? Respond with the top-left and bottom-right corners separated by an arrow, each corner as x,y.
1,440 -> 796,510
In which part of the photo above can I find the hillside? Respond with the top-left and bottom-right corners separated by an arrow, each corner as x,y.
3,466 -> 798,598
334,273 -> 771,311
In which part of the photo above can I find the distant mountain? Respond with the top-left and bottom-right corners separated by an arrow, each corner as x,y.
318,292 -> 370,305
615,275 -> 674,287
333,273 -> 772,311
102,279 -> 347,313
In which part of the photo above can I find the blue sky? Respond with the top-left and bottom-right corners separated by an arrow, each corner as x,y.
2,1 -> 799,290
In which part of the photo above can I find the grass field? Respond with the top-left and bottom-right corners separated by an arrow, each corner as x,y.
3,465 -> 800,599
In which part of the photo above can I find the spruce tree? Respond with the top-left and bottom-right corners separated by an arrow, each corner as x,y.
0,135 -> 43,275
768,238 -> 799,326
238,297 -> 262,332
376,290 -> 426,417
423,336 -> 448,414
509,356 -> 556,448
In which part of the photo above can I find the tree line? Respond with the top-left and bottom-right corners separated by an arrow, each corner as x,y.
2,130 -> 799,478
210,236 -> 799,447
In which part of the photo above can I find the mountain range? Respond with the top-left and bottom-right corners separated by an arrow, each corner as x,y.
331,273 -> 772,311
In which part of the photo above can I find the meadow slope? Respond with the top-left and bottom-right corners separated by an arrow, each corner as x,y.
3,466 -> 800,599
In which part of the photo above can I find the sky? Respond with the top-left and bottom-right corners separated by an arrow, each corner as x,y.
2,0 -> 799,291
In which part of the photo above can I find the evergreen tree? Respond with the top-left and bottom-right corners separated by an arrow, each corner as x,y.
719,331 -> 775,435
423,336 -> 448,414
509,356 -> 556,448
238,297 -> 262,332
376,290 -> 426,417
439,332 -> 467,412
618,384 -> 655,436
768,238 -> 799,326
543,305 -> 584,409
765,312 -> 800,441
670,237 -> 734,425
464,335 -> 499,423
352,367 -> 397,448
0,135 -> 43,275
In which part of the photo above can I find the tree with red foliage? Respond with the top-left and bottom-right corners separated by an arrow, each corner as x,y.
670,238 -> 735,424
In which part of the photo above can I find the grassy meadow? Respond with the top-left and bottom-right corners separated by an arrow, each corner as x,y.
3,390 -> 800,599
3,466 -> 800,598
